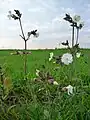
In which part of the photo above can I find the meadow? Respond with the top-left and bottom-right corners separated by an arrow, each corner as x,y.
0,49 -> 90,120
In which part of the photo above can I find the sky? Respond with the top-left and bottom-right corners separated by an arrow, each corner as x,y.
0,0 -> 90,49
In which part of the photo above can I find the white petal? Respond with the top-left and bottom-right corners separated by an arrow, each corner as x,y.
76,52 -> 81,58
66,85 -> 73,95
49,57 -> 52,61
50,52 -> 54,58
53,81 -> 59,85
34,32 -> 39,38
61,53 -> 73,65
36,69 -> 40,76
73,15 -> 81,22
8,11 -> 12,15
7,15 -> 11,20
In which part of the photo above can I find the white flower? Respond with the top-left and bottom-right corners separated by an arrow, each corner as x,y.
53,81 -> 59,85
76,52 -> 81,58
38,88 -> 44,92
36,69 -> 40,77
73,15 -> 84,28
73,15 -> 81,22
49,58 -> 52,61
7,11 -> 12,20
49,52 -> 54,61
61,53 -> 73,65
66,85 -> 73,95
53,61 -> 56,64
34,32 -> 39,38
50,52 -> 54,58
10,52 -> 14,55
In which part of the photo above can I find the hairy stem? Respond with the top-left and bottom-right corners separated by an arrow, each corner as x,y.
76,28 -> 79,45
19,18 -> 27,76
19,18 -> 25,40
72,24 -> 74,47
24,40 -> 27,76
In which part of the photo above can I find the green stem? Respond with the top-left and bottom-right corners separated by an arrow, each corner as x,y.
24,40 -> 27,76
76,28 -> 79,44
72,24 -> 75,47
19,18 -> 25,39
19,18 -> 27,77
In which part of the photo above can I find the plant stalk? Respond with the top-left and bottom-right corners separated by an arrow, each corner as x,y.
24,40 -> 27,76
76,28 -> 79,45
72,24 -> 74,47
19,18 -> 27,76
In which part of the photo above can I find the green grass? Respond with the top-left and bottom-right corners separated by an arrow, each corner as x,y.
0,49 -> 90,120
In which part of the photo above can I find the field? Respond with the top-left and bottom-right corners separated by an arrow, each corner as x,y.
0,49 -> 90,120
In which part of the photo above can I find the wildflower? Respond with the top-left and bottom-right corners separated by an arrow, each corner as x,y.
38,88 -> 44,92
76,52 -> 81,58
62,85 -> 74,95
49,52 -> 54,61
73,15 -> 84,29
48,78 -> 54,84
47,74 -> 54,84
62,87 -> 67,92
36,69 -> 40,77
10,52 -> 14,55
53,81 -> 59,85
66,85 -> 73,95
34,32 -> 39,38
7,11 -> 12,20
61,53 -> 73,65
73,15 -> 81,22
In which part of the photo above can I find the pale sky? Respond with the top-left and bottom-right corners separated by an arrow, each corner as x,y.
0,0 -> 90,49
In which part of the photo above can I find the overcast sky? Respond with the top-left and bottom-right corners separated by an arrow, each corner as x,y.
0,0 -> 90,49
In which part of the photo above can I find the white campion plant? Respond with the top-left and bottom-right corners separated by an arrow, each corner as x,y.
73,15 -> 81,23
73,15 -> 84,26
76,52 -> 81,58
73,15 -> 84,28
36,69 -> 40,77
66,85 -> 74,95
62,85 -> 74,95
49,52 -> 54,61
61,53 -> 73,65
53,81 -> 59,85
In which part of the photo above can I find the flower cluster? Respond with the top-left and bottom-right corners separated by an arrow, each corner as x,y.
34,68 -> 59,85
73,15 -> 84,29
7,10 -> 22,20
